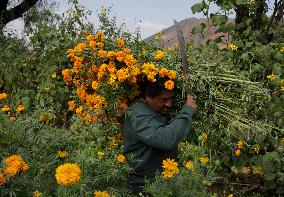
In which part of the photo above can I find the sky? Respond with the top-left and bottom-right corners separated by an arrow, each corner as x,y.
5,0 -> 274,39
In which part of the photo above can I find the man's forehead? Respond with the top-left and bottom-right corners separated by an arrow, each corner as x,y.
159,90 -> 174,99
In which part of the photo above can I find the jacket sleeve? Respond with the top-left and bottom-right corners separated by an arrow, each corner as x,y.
131,105 -> 196,150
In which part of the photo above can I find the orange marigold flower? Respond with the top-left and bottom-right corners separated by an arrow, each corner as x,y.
185,161 -> 194,170
55,163 -> 81,185
155,50 -> 165,60
94,190 -> 110,197
167,70 -> 176,80
116,68 -> 129,82
98,50 -> 107,57
199,156 -> 209,164
68,100 -> 76,111
16,104 -> 25,112
10,116 -> 16,121
62,69 -> 72,85
1,105 -> 11,112
0,171 -> 5,186
57,151 -> 69,159
33,191 -> 43,197
235,149 -> 241,157
92,81 -> 100,90
117,38 -> 125,48
4,155 -> 29,176
236,140 -> 244,149
0,93 -> 8,99
162,158 -> 179,171
159,68 -> 168,77
117,154 -> 125,163
164,80 -> 174,90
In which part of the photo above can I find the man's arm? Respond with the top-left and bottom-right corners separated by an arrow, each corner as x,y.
131,105 -> 195,150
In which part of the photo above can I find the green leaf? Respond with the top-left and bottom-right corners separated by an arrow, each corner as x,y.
191,2 -> 207,14
218,23 -> 235,33
192,23 -> 206,34
210,14 -> 228,26
236,0 -> 247,5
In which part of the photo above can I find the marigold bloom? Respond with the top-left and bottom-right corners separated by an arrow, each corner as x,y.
199,133 -> 208,143
92,81 -> 100,90
229,44 -> 238,51
16,104 -> 25,112
251,144 -> 260,154
117,38 -> 125,48
228,194 -> 233,197
0,172 -> 5,185
33,191 -> 43,197
162,158 -> 179,171
97,152 -> 105,157
57,151 -> 69,158
235,149 -> 241,157
68,100 -> 76,111
0,93 -> 8,99
159,68 -> 168,77
167,70 -> 176,80
94,190 -> 110,197
267,73 -> 276,80
62,69 -> 72,85
117,154 -> 125,163
10,116 -> 16,121
280,46 -> 284,52
236,140 -> 244,149
241,167 -> 251,175
252,166 -> 263,175
164,80 -> 174,90
116,68 -> 129,82
51,73 -> 57,79
4,155 -> 29,177
162,169 -> 176,179
155,50 -> 165,60
55,163 -> 81,185
199,156 -> 209,164
1,105 -> 11,112
185,161 -> 194,170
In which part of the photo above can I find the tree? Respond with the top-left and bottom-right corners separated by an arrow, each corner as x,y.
0,0 -> 40,35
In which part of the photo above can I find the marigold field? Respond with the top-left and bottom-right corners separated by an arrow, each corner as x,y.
0,0 -> 283,196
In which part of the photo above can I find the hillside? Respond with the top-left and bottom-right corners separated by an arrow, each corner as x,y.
144,18 -> 233,47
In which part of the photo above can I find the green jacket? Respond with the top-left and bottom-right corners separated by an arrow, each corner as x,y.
123,99 -> 196,184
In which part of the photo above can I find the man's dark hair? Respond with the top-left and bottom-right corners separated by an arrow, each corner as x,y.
138,78 -> 169,98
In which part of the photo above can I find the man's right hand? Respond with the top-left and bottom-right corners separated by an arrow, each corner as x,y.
185,94 -> 197,110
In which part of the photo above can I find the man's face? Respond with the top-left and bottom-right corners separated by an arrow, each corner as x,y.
145,90 -> 174,115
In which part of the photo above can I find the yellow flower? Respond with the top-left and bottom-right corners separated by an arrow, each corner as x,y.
162,158 -> 179,171
229,44 -> 238,51
55,163 -> 81,185
164,80 -> 174,90
117,38 -> 125,48
0,171 -> 5,186
16,104 -> 25,112
241,166 -> 251,175
281,86 -> 284,91
97,152 -> 105,156
0,93 -> 8,99
2,105 -> 11,112
199,156 -> 209,164
33,191 -> 43,197
57,151 -> 69,158
198,133 -> 208,143
267,73 -> 276,80
62,69 -> 72,85
185,161 -> 194,170
231,166 -> 238,174
235,149 -> 241,157
162,169 -> 175,179
116,68 -> 129,82
4,155 -> 29,177
94,190 -> 110,197
167,70 -> 176,80
68,100 -> 76,111
280,46 -> 284,52
251,144 -> 260,154
155,50 -> 165,60
252,166 -> 263,175
10,116 -> 16,121
51,73 -> 57,79
228,194 -> 233,197
117,154 -> 126,163
236,140 -> 244,149
92,81 -> 100,90
159,68 -> 168,77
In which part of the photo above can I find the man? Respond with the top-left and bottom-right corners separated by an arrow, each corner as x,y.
123,80 -> 197,195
